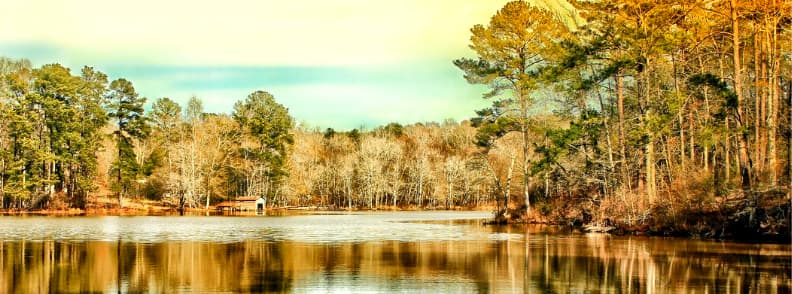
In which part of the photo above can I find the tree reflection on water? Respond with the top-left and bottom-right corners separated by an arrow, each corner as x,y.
1,229 -> 789,293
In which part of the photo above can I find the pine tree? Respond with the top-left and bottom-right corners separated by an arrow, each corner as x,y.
107,78 -> 148,208
454,0 -> 572,216
232,91 -> 293,201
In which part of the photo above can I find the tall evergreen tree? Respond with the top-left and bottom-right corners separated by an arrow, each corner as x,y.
106,78 -> 148,208
454,0 -> 572,216
68,66 -> 109,207
232,91 -> 293,200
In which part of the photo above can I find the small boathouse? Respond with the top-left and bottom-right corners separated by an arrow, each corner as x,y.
215,196 -> 266,212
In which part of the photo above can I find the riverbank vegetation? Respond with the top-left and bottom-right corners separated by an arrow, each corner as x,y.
0,0 -> 790,240
455,0 -> 791,240
0,57 -> 500,212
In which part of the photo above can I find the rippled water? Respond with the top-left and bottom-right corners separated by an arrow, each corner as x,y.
1,211 -> 789,293
0,211 -> 493,243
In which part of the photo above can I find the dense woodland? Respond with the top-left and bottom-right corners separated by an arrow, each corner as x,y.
0,0 -> 790,237
453,0 -> 791,237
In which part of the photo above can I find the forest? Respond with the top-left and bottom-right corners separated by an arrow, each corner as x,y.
0,0 -> 790,238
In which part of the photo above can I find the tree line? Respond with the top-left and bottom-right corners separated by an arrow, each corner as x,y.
0,57 -> 498,211
455,0 -> 790,234
0,58 -> 296,210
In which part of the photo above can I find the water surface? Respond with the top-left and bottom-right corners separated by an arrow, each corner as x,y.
1,211 -> 789,293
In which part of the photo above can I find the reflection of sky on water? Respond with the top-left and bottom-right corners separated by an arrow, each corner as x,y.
0,211 -> 495,243
100,216 -> 120,241
295,272 -> 479,293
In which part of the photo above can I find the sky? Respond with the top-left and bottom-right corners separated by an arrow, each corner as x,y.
0,0 -> 518,130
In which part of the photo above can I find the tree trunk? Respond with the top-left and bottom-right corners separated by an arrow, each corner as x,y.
117,145 -> 123,209
731,0 -> 753,192
673,52 -> 686,173
767,9 -> 780,184
506,154 -> 516,215
616,73 -> 629,192
646,138 -> 656,203
117,94 -> 124,209
418,173 -> 423,207
664,136 -> 674,184
704,145 -> 709,171
518,89 -> 531,216
447,176 -> 452,210
754,34 -> 764,174
205,176 -> 211,210
0,159 -> 4,210
689,110 -> 695,165
679,111 -> 685,172
641,51 -> 656,203
347,178 -> 352,210
725,118 -> 731,182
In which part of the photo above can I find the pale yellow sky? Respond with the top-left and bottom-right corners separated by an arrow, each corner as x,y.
0,0 -> 577,129
1,0 -> 514,66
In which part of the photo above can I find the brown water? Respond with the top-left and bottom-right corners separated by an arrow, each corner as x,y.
0,212 -> 789,293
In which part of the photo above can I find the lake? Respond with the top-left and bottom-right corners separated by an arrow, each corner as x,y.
0,211 -> 789,293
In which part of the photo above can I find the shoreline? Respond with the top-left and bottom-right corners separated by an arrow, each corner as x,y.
484,209 -> 791,244
0,204 -> 496,216
2,205 -> 787,244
